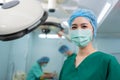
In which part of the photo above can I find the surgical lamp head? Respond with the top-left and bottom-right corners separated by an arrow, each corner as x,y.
0,0 -> 48,41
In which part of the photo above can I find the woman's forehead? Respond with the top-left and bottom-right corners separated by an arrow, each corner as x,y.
72,17 -> 90,24
71,17 -> 93,29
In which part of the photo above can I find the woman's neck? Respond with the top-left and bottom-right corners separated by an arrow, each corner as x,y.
78,42 -> 96,56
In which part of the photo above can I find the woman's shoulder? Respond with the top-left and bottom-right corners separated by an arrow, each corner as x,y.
64,53 -> 76,63
96,51 -> 113,56
95,51 -> 117,62
98,51 -> 120,70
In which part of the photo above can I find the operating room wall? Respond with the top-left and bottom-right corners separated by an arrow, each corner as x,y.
94,37 -> 120,63
0,41 -> 11,80
6,33 -> 33,80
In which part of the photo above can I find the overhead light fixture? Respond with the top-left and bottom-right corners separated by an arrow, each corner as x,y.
38,34 -> 65,39
48,0 -> 56,12
97,2 -> 111,23
62,6 -> 78,11
0,0 -> 48,41
61,21 -> 69,28
0,0 -> 12,3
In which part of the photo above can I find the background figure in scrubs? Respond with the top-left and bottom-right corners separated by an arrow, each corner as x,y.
58,45 -> 76,58
59,8 -> 120,80
26,56 -> 55,80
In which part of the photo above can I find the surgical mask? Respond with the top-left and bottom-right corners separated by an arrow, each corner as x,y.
70,29 -> 92,47
63,53 -> 68,57
42,64 -> 47,67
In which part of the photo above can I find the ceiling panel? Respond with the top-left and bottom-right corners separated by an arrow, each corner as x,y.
98,0 -> 120,34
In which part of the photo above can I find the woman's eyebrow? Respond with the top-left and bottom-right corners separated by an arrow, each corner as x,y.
72,24 -> 77,26
81,23 -> 88,26
72,23 -> 88,27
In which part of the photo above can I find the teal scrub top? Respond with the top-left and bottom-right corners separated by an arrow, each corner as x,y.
59,51 -> 120,80
26,62 -> 44,80
67,53 -> 76,58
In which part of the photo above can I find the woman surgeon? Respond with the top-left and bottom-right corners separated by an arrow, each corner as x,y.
59,8 -> 120,80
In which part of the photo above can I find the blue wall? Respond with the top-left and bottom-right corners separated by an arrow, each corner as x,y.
95,37 -> 120,63
0,41 -> 11,80
8,33 -> 33,80
0,33 -> 33,80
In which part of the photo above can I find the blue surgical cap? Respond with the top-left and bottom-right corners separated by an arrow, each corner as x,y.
68,8 -> 97,37
37,56 -> 50,63
59,45 -> 69,53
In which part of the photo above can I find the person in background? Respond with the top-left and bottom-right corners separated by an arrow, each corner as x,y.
26,56 -> 55,80
58,45 -> 76,58
59,8 -> 120,80
58,45 -> 76,80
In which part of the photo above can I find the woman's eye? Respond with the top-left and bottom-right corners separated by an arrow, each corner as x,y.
81,26 -> 87,29
71,26 -> 78,30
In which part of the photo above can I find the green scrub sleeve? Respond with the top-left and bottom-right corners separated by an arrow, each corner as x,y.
33,65 -> 44,78
59,61 -> 66,80
107,56 -> 120,80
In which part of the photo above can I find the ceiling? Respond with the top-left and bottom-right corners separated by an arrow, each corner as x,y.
39,0 -> 120,37
40,0 -> 109,19
97,0 -> 120,38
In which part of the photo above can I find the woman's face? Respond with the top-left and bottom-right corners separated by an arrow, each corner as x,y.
70,17 -> 94,47
71,17 -> 93,32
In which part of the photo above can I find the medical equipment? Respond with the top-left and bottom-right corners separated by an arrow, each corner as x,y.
12,71 -> 26,80
39,17 -> 71,41
0,0 -> 48,41
39,17 -> 63,34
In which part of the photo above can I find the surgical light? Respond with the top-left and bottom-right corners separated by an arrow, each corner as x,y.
97,2 -> 111,23
38,34 -> 65,39
0,0 -> 48,41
